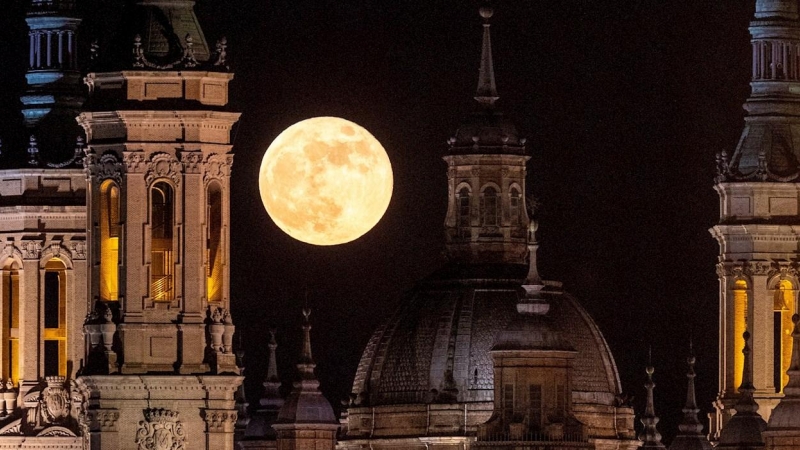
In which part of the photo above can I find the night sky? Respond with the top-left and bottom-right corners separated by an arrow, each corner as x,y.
0,0 -> 757,444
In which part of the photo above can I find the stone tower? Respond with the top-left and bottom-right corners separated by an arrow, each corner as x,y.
711,0 -> 800,431
74,1 -> 242,448
443,6 -> 530,265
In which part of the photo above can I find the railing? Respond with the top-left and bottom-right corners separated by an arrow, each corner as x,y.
476,431 -> 590,445
29,0 -> 76,11
151,275 -> 173,302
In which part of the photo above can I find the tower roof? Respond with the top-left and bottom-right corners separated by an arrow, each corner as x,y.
447,6 -> 526,155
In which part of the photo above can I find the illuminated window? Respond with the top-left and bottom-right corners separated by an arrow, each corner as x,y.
509,187 -> 521,225
206,182 -> 223,302
774,280 -> 795,392
733,279 -> 748,390
1,262 -> 19,384
481,187 -> 499,226
151,182 -> 174,302
43,259 -> 66,377
457,187 -> 471,235
99,180 -> 120,301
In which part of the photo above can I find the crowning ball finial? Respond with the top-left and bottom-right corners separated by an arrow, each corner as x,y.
480,6 -> 494,20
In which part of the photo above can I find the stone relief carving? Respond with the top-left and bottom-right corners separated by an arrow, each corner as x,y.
146,154 -> 183,186
40,377 -> 70,424
203,154 -> 233,182
71,241 -> 87,260
0,243 -> 22,264
21,241 -> 42,260
85,153 -> 123,184
87,409 -> 119,432
124,152 -> 147,173
135,408 -> 186,450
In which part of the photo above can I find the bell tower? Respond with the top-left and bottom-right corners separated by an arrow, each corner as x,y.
712,0 -> 800,434
443,6 -> 530,265
75,1 -> 242,449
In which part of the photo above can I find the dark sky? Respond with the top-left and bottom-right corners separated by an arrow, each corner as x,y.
0,0 -> 756,444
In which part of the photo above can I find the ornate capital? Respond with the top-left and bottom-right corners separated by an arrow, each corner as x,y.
85,153 -> 123,184
145,153 -> 182,186
135,408 -> 185,450
123,152 -> 146,173
180,152 -> 203,174
21,241 -> 42,260
70,241 -> 87,260
201,409 -> 237,433
87,408 -> 119,432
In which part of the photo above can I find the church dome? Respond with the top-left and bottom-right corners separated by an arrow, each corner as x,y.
351,263 -> 623,407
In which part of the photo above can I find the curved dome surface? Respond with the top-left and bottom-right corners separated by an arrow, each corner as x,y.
351,264 -> 622,408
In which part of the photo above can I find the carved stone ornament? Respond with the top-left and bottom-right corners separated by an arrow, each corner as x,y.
145,153 -> 183,186
87,409 -> 120,432
124,152 -> 147,173
202,409 -> 237,433
203,154 -> 233,183
40,377 -> 70,424
21,241 -> 42,260
777,264 -> 799,280
85,153 -> 123,184
71,241 -> 87,260
1,243 -> 22,264
135,408 -> 186,450
180,152 -> 203,174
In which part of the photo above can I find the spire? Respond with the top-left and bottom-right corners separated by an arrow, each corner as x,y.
766,314 -> 800,429
639,352 -> 666,449
474,6 -> 499,106
274,308 -> 337,426
260,328 -> 283,409
669,342 -> 712,450
716,331 -> 767,449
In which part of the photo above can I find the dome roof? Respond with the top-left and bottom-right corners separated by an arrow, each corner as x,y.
351,263 -> 622,407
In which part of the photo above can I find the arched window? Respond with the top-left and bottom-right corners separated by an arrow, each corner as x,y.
481,187 -> 499,226
206,182 -> 223,302
1,261 -> 19,384
43,258 -> 66,377
774,279 -> 795,392
509,187 -> 521,225
733,279 -> 748,390
99,180 -> 120,301
151,182 -> 174,302
457,187 -> 471,235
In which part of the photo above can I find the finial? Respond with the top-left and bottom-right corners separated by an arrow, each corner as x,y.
299,308 -> 315,373
181,34 -> 198,68
213,37 -> 229,71
132,35 -> 145,68
474,4 -> 499,106
27,135 -> 39,167
640,357 -> 666,448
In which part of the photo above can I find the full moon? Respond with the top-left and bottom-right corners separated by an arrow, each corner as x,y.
259,117 -> 393,246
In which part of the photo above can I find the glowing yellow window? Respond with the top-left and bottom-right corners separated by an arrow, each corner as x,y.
1,262 -> 20,384
151,182 -> 174,302
206,182 -> 223,302
774,280 -> 795,392
99,180 -> 120,301
733,279 -> 748,390
43,259 -> 67,377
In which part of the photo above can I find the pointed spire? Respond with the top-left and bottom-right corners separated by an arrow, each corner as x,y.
275,308 -> 337,426
266,327 -> 279,383
640,352 -> 666,449
669,342 -> 712,450
766,314 -> 800,429
474,6 -> 499,106
716,331 -> 767,449
259,327 -> 283,409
